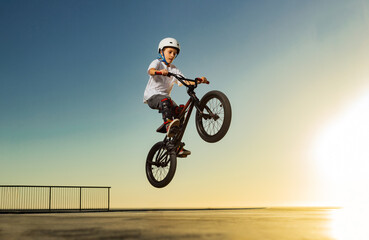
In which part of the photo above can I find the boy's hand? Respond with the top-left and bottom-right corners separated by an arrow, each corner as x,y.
196,77 -> 209,84
161,69 -> 169,76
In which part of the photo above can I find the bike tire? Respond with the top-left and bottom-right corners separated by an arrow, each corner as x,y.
146,141 -> 177,188
196,90 -> 232,143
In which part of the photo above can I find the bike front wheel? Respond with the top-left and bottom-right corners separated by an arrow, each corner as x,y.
196,90 -> 232,143
146,141 -> 177,188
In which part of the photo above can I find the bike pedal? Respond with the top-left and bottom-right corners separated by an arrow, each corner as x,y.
156,123 -> 166,133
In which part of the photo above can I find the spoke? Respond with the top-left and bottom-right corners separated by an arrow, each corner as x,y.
157,148 -> 169,163
210,99 -> 214,110
155,149 -> 163,162
158,152 -> 167,162
212,121 -> 217,135
153,167 -> 160,180
158,148 -> 166,159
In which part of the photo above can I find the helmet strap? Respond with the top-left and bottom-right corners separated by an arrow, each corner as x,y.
158,53 -> 169,66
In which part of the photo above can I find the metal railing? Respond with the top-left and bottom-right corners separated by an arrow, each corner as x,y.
0,185 -> 111,212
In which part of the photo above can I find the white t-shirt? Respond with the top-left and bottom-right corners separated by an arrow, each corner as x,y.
143,59 -> 184,103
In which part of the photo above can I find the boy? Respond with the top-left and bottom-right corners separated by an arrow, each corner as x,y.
143,37 -> 208,157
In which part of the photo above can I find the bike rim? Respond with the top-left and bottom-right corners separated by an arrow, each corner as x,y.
201,97 -> 225,136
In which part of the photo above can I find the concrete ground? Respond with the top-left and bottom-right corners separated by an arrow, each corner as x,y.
0,208 -> 337,240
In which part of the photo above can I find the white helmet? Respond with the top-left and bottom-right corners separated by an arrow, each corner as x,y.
158,37 -> 180,55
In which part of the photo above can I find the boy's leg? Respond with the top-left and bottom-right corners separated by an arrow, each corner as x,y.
147,94 -> 168,110
160,98 -> 173,122
147,94 -> 178,117
147,95 -> 179,137
160,98 -> 180,137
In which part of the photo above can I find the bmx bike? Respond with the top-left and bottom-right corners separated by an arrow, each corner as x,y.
146,73 -> 232,188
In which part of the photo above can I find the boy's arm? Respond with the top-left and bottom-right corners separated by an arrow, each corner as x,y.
148,67 -> 209,85
148,68 -> 168,76
183,77 -> 209,85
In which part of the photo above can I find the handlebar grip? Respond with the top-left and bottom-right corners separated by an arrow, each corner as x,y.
155,71 -> 175,77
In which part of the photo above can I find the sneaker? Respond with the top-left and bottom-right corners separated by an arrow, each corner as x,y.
177,148 -> 191,158
166,119 -> 180,137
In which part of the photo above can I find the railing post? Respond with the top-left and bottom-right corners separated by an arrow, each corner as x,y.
49,187 -> 52,211
79,187 -> 82,211
108,188 -> 110,211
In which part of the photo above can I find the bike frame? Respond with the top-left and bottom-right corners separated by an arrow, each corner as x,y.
162,73 -> 214,154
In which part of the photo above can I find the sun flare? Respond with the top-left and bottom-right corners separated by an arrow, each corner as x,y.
313,88 -> 369,239
313,88 -> 369,208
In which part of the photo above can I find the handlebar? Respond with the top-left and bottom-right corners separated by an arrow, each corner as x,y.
165,72 -> 209,88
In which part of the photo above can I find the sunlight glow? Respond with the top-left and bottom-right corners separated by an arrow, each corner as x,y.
313,88 -> 369,239
313,88 -> 369,207
329,207 -> 369,240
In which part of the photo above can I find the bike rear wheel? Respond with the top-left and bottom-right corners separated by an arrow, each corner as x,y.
146,141 -> 177,188
196,90 -> 232,143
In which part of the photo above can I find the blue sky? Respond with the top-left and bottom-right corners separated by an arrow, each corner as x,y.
1,0 -> 369,208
